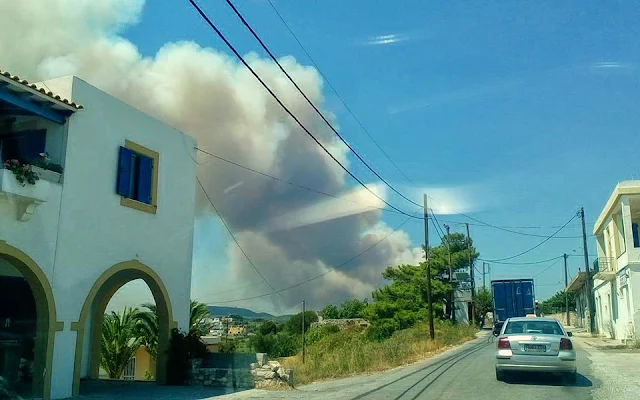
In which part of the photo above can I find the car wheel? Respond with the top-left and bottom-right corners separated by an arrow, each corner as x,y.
496,368 -> 505,382
564,372 -> 577,383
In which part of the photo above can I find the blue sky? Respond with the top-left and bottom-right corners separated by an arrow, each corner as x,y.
123,0 -> 640,301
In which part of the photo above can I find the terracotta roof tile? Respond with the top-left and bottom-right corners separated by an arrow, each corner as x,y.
0,69 -> 83,110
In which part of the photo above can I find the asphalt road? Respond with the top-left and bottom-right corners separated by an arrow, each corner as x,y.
219,332 -> 597,400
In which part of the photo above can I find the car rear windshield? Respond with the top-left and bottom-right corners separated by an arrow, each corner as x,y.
504,320 -> 563,335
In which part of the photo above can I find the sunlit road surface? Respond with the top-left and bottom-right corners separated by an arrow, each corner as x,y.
219,332 -> 596,400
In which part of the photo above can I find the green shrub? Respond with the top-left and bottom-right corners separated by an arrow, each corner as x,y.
306,325 -> 340,346
166,328 -> 208,385
250,332 -> 301,357
282,321 -> 477,384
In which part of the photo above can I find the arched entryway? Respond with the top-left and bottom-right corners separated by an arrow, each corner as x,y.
71,260 -> 174,396
0,241 -> 58,400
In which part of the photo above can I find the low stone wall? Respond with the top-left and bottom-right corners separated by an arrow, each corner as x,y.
189,358 -> 254,388
189,353 -> 293,389
311,318 -> 370,330
250,360 -> 293,388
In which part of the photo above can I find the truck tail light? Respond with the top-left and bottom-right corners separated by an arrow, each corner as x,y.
560,338 -> 573,350
498,337 -> 511,349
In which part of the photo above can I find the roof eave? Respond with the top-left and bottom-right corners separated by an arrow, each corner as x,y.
0,70 -> 83,112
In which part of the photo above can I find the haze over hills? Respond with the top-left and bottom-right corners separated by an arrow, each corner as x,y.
207,305 -> 292,322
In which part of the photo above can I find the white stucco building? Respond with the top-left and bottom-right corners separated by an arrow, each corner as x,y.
0,69 -> 196,399
592,181 -> 640,341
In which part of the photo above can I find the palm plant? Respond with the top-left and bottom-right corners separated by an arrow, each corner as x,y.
135,301 -> 211,360
100,307 -> 144,379
137,303 -> 159,360
190,300 -> 212,336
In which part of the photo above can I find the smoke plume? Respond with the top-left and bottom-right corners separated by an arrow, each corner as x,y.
0,0 -> 421,313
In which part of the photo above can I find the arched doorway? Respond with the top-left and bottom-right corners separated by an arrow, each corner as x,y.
72,260 -> 174,396
0,241 -> 57,400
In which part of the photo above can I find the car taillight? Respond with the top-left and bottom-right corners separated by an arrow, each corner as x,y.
498,337 -> 511,349
560,338 -> 573,350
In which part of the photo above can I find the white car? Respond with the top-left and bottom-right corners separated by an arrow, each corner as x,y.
495,317 -> 577,382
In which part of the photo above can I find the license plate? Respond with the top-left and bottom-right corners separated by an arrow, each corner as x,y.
524,344 -> 546,352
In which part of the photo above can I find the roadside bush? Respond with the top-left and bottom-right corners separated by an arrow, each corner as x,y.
250,332 -> 300,357
219,340 -> 237,353
258,320 -> 278,336
282,321 -> 476,384
306,325 -> 340,346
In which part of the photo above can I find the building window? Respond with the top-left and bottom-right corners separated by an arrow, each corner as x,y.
116,140 -> 159,214
0,130 -> 46,164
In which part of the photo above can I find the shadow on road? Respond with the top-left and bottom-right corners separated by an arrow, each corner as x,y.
503,372 -> 593,387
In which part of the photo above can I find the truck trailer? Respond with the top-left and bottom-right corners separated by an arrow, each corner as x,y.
491,279 -> 536,334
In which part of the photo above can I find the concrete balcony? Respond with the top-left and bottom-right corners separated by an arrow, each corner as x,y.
0,168 -> 50,221
593,257 -> 616,281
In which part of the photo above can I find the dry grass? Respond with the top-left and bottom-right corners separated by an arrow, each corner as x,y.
281,321 -> 476,385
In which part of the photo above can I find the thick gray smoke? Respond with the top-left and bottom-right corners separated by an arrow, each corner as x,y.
0,0 -> 421,313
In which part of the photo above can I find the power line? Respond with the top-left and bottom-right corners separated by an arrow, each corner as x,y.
189,0 -> 592,243
478,255 -> 563,265
436,217 -> 586,239
265,0 -> 416,187
438,218 -> 587,230
533,258 -> 563,278
196,177 -> 279,294
195,147 -> 421,218
430,211 -> 448,244
480,212 -> 580,262
186,0 -> 419,219
224,0 -> 422,210
200,216 -> 415,303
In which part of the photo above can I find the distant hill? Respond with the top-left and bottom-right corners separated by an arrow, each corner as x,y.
207,306 -> 291,322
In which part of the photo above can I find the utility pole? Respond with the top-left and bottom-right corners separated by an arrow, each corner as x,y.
563,253 -> 570,326
424,194 -> 435,339
580,207 -> 596,333
482,262 -> 489,289
444,224 -> 455,324
302,300 -> 306,363
466,223 -> 476,326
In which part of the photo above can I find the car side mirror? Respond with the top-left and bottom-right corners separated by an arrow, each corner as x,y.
567,332 -> 573,337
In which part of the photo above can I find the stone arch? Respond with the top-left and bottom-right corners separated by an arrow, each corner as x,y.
71,260 -> 174,396
0,241 -> 59,400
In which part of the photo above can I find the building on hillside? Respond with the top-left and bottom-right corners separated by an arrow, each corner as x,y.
592,181 -> 640,341
0,69 -> 196,399
565,271 -> 590,329
227,326 -> 246,336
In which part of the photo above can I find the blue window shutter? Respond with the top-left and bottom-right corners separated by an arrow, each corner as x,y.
633,223 -> 639,248
137,155 -> 153,204
116,146 -> 133,197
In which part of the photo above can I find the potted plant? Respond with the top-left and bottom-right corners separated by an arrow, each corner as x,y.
3,159 -> 39,186
31,152 -> 63,183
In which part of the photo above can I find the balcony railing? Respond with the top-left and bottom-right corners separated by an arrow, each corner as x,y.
593,257 -> 616,281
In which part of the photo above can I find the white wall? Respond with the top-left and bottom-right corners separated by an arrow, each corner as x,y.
629,265 -> 640,339
0,178 -> 64,284
1,75 -> 197,399
52,76 -> 196,329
